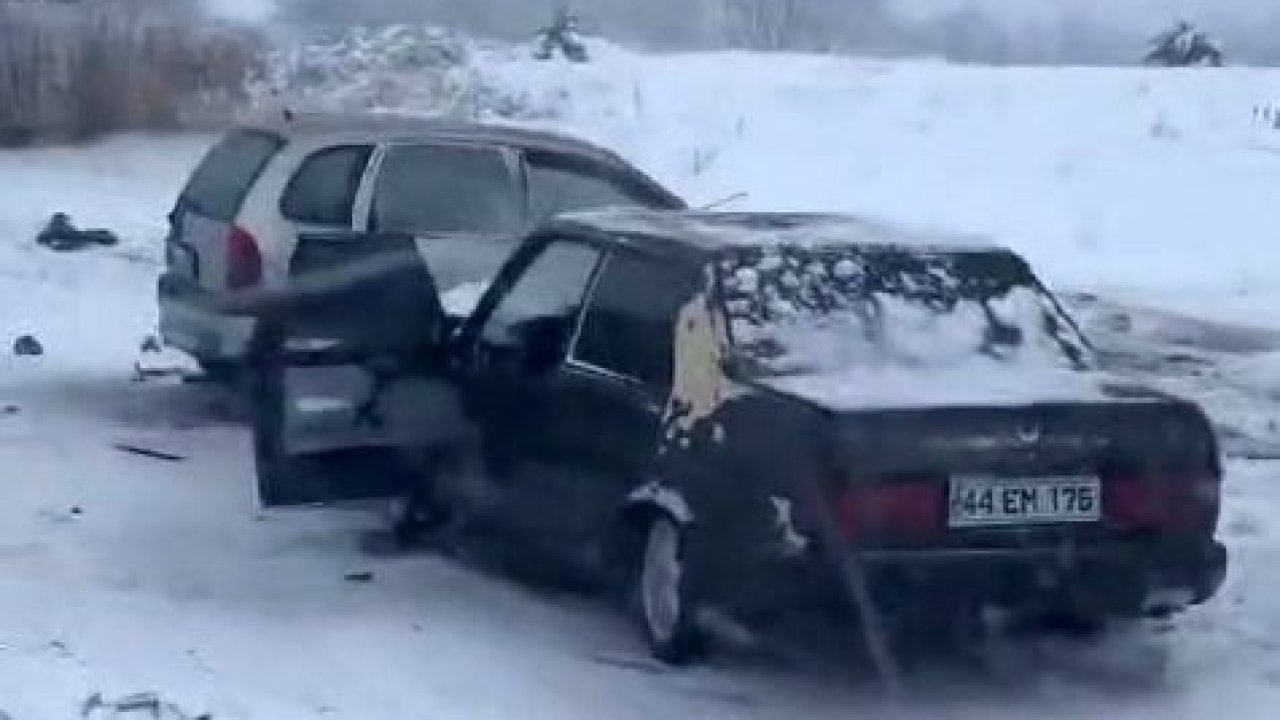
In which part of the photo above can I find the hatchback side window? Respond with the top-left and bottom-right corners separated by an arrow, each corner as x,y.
526,151 -> 680,223
480,241 -> 602,354
573,253 -> 692,389
281,145 -> 373,226
372,143 -> 524,235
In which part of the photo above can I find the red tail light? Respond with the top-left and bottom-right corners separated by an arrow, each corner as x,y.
834,480 -> 944,545
226,226 -> 262,290
1105,474 -> 1220,533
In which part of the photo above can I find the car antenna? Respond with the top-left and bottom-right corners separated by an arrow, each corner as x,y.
698,191 -> 748,211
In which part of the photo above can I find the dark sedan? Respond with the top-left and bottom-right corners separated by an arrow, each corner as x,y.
253,210 -> 1227,664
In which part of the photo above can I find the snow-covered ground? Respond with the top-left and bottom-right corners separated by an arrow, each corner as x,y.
1,44 -> 1280,719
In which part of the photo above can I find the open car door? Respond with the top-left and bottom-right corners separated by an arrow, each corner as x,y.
244,231 -> 463,508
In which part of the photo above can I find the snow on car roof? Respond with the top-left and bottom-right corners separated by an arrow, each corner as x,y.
556,209 -> 1002,254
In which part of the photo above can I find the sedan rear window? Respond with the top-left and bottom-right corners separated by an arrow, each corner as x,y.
719,245 -> 1090,378
372,144 -> 523,235
179,130 -> 284,221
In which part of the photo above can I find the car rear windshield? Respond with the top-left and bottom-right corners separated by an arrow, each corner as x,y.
372,143 -> 523,235
717,244 -> 1089,378
179,130 -> 284,221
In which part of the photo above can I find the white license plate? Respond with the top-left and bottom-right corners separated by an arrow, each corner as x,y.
948,475 -> 1101,528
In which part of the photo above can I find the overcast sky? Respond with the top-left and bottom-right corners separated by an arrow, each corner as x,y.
902,0 -> 1280,28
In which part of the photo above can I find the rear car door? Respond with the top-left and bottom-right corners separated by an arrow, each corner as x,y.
166,130 -> 284,292
466,246 -> 694,553
534,252 -> 697,546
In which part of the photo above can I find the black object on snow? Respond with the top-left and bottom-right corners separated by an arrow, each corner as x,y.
13,334 -> 43,356
1144,20 -> 1224,66
534,8 -> 589,62
140,335 -> 162,353
82,692 -> 211,720
344,571 -> 375,583
37,212 -> 120,252
112,443 -> 187,463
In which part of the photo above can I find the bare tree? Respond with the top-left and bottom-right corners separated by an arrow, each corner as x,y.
719,0 -> 810,50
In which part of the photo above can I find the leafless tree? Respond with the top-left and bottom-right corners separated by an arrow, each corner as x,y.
719,0 -> 809,50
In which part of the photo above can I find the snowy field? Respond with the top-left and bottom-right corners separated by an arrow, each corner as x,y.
0,47 -> 1280,718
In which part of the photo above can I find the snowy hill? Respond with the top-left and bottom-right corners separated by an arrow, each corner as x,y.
477,44 -> 1280,325
1,40 -> 1280,719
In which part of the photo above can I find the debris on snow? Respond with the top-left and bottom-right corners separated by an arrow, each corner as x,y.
344,571 -> 375,584
139,336 -> 162,354
36,212 -> 119,252
81,692 -> 210,720
111,444 -> 187,463
12,335 -> 42,357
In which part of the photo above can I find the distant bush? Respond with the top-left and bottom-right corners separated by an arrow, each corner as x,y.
260,25 -> 547,121
0,0 -> 262,144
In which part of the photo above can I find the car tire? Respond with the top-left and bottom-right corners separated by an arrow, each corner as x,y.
633,515 -> 705,665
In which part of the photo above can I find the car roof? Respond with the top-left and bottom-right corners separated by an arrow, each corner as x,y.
547,209 -> 1004,261
239,112 -> 627,166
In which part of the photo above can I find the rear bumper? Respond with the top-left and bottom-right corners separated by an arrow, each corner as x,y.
157,272 -> 256,362
759,538 -> 1227,619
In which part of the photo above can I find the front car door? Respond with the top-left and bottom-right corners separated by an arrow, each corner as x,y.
460,235 -> 605,536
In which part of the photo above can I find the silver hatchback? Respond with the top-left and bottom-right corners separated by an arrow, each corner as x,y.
158,112 -> 684,373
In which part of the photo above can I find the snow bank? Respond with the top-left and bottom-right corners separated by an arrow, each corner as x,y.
474,47 -> 1280,323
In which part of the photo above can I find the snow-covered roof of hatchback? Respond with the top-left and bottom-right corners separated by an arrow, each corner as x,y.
241,112 -> 626,166
554,209 -> 1002,254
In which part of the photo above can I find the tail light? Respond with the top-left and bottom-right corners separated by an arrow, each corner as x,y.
1105,474 -> 1220,533
833,479 -> 944,545
226,226 -> 262,290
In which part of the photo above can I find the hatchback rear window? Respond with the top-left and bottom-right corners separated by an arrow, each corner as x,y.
179,130 -> 284,221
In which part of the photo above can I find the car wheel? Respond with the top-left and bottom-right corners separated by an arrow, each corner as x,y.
634,515 -> 705,664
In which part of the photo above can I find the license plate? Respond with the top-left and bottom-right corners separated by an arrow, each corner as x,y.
948,475 -> 1101,528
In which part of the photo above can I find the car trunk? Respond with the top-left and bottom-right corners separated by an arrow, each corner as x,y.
816,400 -> 1221,550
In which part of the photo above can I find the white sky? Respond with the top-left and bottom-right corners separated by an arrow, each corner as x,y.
202,0 -> 276,23
898,0 -> 1279,28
